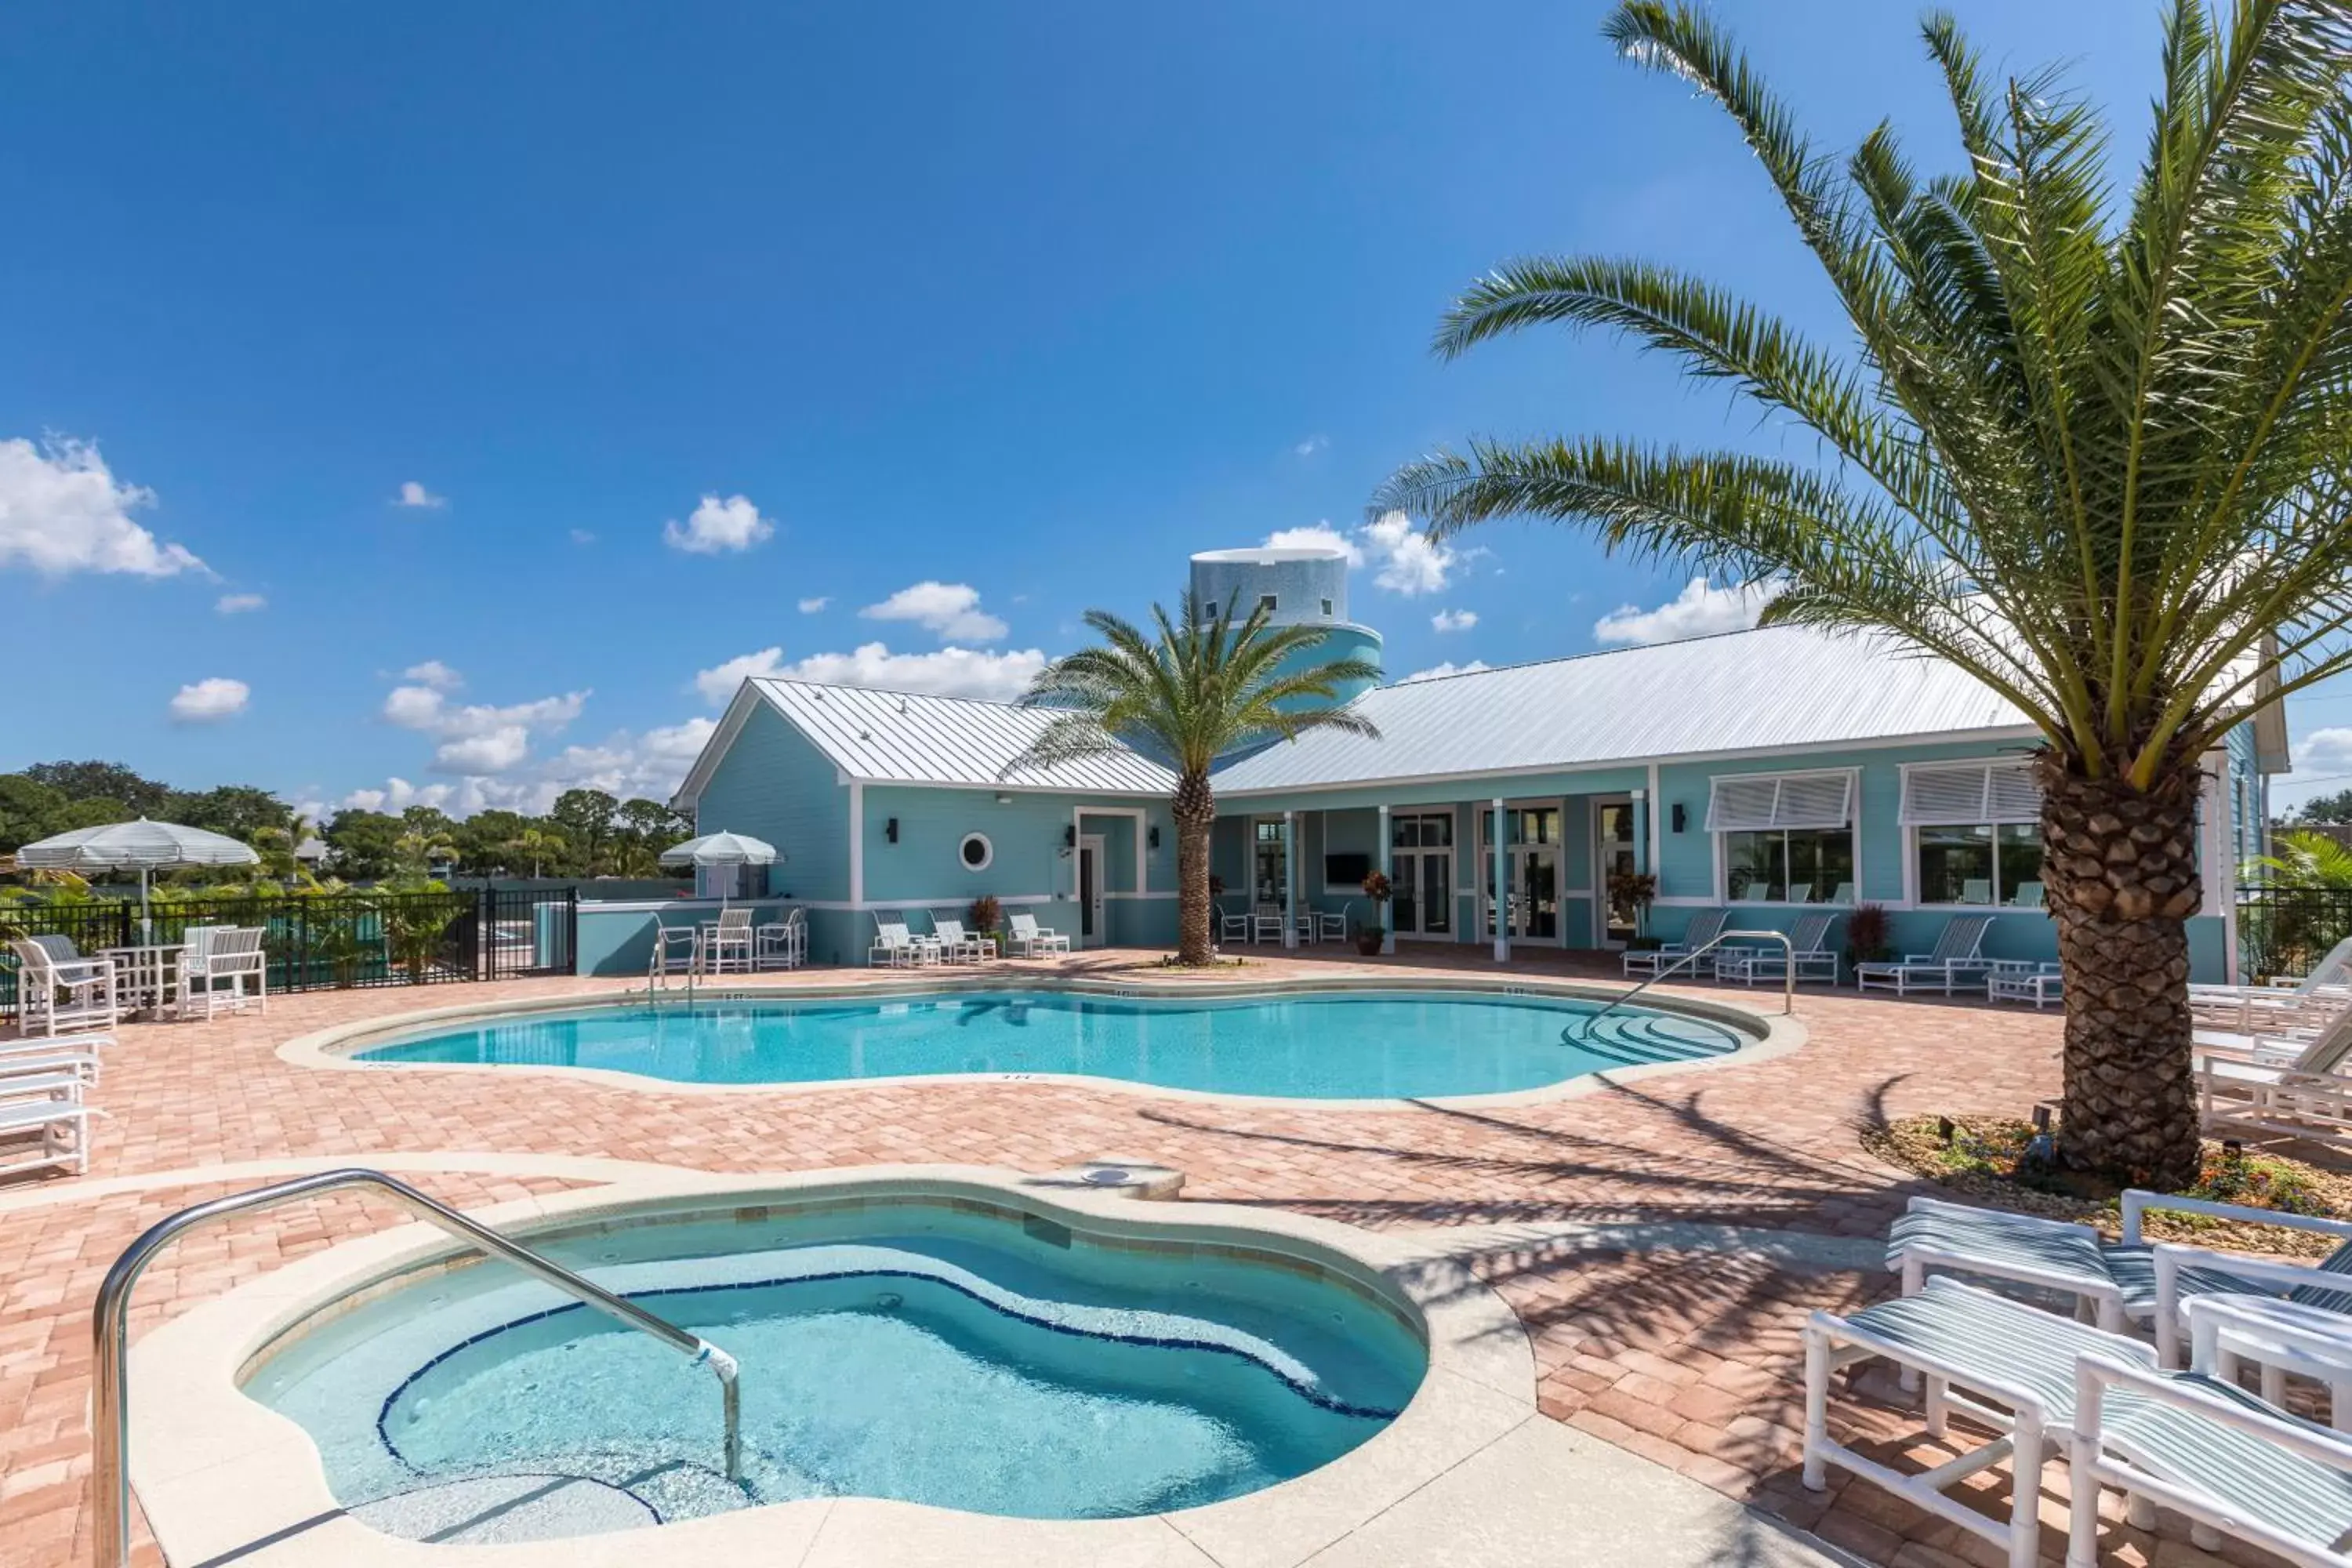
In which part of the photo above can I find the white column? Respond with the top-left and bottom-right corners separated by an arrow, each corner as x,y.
1493,797 -> 1509,964
1377,804 -> 1395,956
1283,809 -> 1298,949
848,782 -> 866,907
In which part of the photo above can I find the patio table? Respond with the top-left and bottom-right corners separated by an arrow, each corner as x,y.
101,944 -> 185,1015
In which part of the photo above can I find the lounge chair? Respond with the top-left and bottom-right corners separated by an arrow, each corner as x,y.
2190,933 -> 2352,1033
1959,877 -> 1994,905
0,1093 -> 103,1178
7,936 -> 118,1037
1886,1189 -> 2352,1365
2197,1004 -> 2352,1147
1714,910 -> 1838,985
1621,909 -> 1726,978
868,921 -> 934,968
931,919 -> 994,964
1738,882 -> 1774,902
1985,960 -> 2062,1007
0,1043 -> 104,1086
1806,1276 -> 2351,1568
1853,913 -> 1995,996
2010,880 -> 2045,908
1822,881 -> 1855,906
177,925 -> 266,1020
1007,913 -> 1069,957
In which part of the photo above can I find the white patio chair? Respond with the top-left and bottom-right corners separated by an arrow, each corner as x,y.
1985,960 -> 2063,1007
1853,913 -> 1995,996
0,1044 -> 103,1086
1217,904 -> 1250,945
2010,880 -> 2045,908
2196,1005 -> 2352,1149
702,908 -> 754,974
177,926 -> 267,1020
1959,877 -> 1994,905
931,919 -> 993,964
1316,910 -> 1348,943
651,922 -> 700,976
1007,913 -> 1069,956
1714,911 -> 1837,985
1738,882 -> 1773,902
2190,933 -> 2352,1033
1621,909 -> 1726,978
756,909 -> 805,971
869,921 -> 933,967
8,936 -> 118,1038
1250,903 -> 1287,944
1822,881 -> 1854,905
0,1092 -> 103,1178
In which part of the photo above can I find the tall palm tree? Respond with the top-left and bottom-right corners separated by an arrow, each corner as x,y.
1374,0 -> 2352,1184
1004,593 -> 1380,965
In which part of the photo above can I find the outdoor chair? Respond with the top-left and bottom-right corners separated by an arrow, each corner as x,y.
0,1091 -> 103,1178
1621,909 -> 1725,979
7,936 -> 118,1038
1803,1275 -> 2352,1568
176,925 -> 266,1020
1853,913 -> 1995,996
702,908 -> 754,975
0,1042 -> 104,1087
1316,910 -> 1348,944
931,919 -> 994,964
1822,881 -> 1855,905
1959,877 -> 1994,905
2196,1006 -> 2352,1149
1217,904 -> 1250,946
1007,913 -> 1069,957
869,921 -> 935,967
2010,880 -> 2046,908
1713,911 -> 1837,986
2190,933 -> 2352,1033
1985,960 -> 2063,1007
755,909 -> 805,971
1886,1189 -> 2352,1368
1250,903 -> 1286,944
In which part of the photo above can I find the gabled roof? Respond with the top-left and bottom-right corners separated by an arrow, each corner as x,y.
673,678 -> 1178,806
1207,624 -> 2036,796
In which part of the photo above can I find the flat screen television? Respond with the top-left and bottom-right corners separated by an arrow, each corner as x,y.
1324,852 -> 1372,887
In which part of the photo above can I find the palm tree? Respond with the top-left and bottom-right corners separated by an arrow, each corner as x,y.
1374,0 -> 2352,1185
505,827 -> 564,880
1004,593 -> 1380,965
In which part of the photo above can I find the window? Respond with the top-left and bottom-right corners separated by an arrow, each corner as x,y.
1319,597 -> 1334,617
1900,761 -> 2044,905
958,832 -> 993,872
1706,771 -> 1856,902
1257,593 -> 1278,615
1252,818 -> 1289,902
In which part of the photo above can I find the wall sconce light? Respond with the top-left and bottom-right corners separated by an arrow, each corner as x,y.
1671,803 -> 1686,833
885,818 -> 899,844
1148,826 -> 1160,850
994,793 -> 1011,804
1062,825 -> 1076,848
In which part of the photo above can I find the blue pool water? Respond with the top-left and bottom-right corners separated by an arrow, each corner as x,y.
354,989 -> 1745,1098
249,1194 -> 1427,1536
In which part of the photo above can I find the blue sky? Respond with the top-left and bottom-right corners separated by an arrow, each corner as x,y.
5,1 -> 2339,817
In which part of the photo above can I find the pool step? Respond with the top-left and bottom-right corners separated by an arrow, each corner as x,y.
354,1453 -> 772,1542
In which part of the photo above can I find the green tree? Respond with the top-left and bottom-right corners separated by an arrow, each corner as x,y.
505,826 -> 566,879
2295,789 -> 2352,825
452,810 -> 532,874
21,760 -> 171,815
1374,0 -> 2352,1183
323,809 -> 405,881
549,789 -> 619,874
2256,828 -> 2352,889
0,775 -> 71,853
1002,593 -> 1378,966
165,784 -> 292,840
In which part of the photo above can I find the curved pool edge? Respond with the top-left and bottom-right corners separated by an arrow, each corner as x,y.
274,974 -> 1806,1112
126,1163 -> 1535,1568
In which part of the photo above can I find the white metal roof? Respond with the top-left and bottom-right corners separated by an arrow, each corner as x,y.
1208,624 -> 2037,796
745,678 -> 1178,794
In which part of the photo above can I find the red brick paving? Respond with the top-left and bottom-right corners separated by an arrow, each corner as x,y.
0,949 -> 2276,1566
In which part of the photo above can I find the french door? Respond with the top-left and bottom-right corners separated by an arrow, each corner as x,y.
1594,796 -> 1639,948
1389,811 -> 1453,937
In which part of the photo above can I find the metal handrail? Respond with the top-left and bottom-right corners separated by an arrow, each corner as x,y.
1593,927 -> 1797,1022
93,1168 -> 742,1568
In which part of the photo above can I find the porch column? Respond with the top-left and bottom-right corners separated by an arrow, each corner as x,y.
1377,804 -> 1395,956
1492,797 -> 1509,964
1628,789 -> 1650,876
1283,809 -> 1298,949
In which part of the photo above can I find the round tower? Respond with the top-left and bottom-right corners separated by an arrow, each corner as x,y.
1188,546 -> 1383,705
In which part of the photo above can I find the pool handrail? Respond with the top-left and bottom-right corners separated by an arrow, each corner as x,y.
1593,927 -> 1795,1022
92,1167 -> 743,1568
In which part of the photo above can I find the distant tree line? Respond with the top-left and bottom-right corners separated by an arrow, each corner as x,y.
0,760 -> 694,885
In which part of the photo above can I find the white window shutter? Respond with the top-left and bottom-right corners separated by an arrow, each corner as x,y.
1901,764 -> 1992,825
1986,764 -> 2042,823
1706,776 -> 1782,833
1773,772 -> 1853,829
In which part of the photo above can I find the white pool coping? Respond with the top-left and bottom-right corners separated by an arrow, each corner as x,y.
128,1165 -> 1542,1568
276,974 -> 1802,1112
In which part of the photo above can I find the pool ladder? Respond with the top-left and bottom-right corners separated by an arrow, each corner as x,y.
92,1168 -> 743,1568
1590,927 -> 1797,1024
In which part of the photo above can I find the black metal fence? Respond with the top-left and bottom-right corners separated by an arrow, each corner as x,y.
2237,884 -> 2352,981
0,886 -> 577,1014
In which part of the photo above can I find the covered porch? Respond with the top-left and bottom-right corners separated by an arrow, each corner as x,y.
1210,782 -> 1656,960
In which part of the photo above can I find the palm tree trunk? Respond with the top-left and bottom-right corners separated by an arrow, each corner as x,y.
2039,755 -> 2204,1186
1173,768 -> 1218,966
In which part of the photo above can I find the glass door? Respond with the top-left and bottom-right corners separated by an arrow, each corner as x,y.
1478,806 -> 1562,941
1389,811 -> 1453,936
1594,797 -> 1638,948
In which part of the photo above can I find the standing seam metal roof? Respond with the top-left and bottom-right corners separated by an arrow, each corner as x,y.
749,678 -> 1178,793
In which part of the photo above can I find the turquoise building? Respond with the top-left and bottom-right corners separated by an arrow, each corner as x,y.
585,544 -> 2285,982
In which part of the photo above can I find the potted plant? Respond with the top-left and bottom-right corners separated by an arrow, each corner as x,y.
967,894 -> 1006,956
1606,869 -> 1659,941
1354,869 -> 1392,955
1842,901 -> 1893,971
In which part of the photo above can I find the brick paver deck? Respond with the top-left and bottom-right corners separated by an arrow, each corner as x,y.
0,949 -> 2279,1567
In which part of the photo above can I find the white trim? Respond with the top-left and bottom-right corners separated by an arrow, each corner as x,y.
799,895 -> 1056,910
1105,891 -> 1177,901
957,832 -> 995,873
1078,834 -> 1108,947
848,781 -> 866,906
1591,791 -> 1635,949
1645,764 -> 1661,875
1707,766 -> 1862,903
1211,724 -> 2044,802
865,775 -> 1170,799
668,682 -> 768,810
1074,804 -> 1152,899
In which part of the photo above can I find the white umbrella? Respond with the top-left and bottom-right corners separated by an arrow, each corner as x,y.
659,831 -> 779,907
16,816 -> 261,940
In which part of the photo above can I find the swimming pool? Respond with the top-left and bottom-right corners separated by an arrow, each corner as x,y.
350,987 -> 1748,1098
245,1188 -> 1428,1541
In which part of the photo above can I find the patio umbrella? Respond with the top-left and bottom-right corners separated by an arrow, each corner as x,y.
659,831 -> 779,906
16,817 -> 260,940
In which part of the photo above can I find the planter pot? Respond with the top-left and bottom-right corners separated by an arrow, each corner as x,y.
1354,933 -> 1385,956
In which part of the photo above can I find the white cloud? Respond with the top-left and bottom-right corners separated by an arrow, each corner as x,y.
797,595 -> 829,614
663,492 -> 774,554
394,481 -> 446,510
860,580 -> 1007,642
1592,577 -> 1777,646
2294,728 -> 2352,775
1262,524 -> 1364,566
693,646 -> 789,705
215,593 -> 266,615
1292,435 -> 1328,457
380,678 -> 590,775
768,642 -> 1047,702
0,436 -> 204,578
169,677 -> 249,722
1261,513 -> 1457,595
1431,608 -> 1478,633
343,717 -> 721,817
1399,660 -> 1490,684
433,726 -> 531,773
402,659 -> 462,690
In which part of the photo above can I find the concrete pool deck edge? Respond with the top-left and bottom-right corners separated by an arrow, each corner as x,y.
273,973 -> 1805,1113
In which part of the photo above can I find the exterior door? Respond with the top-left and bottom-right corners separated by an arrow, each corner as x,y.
1389,811 -> 1454,937
1594,796 -> 1639,948
1079,836 -> 1106,947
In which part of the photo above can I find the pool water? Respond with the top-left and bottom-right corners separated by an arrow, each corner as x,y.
248,1195 -> 1426,1538
354,988 -> 1744,1098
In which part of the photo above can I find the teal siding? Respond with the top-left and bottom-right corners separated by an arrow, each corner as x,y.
695,706 -> 851,902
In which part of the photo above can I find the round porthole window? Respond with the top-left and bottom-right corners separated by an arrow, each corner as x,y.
959,833 -> 993,872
